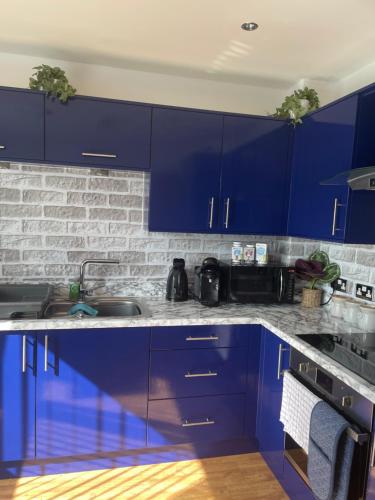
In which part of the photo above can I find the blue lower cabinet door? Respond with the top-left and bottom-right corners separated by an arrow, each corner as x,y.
36,328 -> 150,458
149,348 -> 247,399
0,333 -> 36,461
147,394 -> 245,447
256,328 -> 290,480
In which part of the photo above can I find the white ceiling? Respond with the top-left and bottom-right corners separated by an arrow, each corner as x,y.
2,0 -> 375,87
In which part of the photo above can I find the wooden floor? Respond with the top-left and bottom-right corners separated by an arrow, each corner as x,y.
0,453 -> 288,500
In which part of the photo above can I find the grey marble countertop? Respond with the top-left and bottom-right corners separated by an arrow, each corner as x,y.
1,298 -> 375,404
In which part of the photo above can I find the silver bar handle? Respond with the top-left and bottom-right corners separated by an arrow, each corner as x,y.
81,152 -> 117,159
184,371 -> 218,378
277,344 -> 288,380
278,270 -> 284,302
208,197 -> 214,229
331,198 -> 344,235
22,335 -> 27,373
182,418 -> 215,427
44,335 -> 48,372
0,145 -> 5,150
185,336 -> 219,342
224,197 -> 230,229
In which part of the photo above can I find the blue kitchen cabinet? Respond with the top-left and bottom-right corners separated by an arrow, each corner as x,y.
35,328 -> 150,458
147,324 -> 260,451
45,96 -> 151,170
149,107 -> 291,235
0,87 -> 44,161
288,92 -> 375,243
0,333 -> 35,462
256,328 -> 313,500
346,86 -> 375,243
221,116 -> 291,235
256,327 -> 290,478
149,107 -> 223,232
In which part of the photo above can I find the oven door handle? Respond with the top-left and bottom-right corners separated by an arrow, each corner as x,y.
347,428 -> 369,445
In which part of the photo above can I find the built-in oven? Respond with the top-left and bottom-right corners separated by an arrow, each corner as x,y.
228,264 -> 295,304
287,349 -> 373,499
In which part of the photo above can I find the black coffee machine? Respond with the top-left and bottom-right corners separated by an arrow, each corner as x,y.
193,257 -> 228,307
166,258 -> 188,301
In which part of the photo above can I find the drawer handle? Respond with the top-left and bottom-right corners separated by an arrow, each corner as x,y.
81,152 -> 117,159
0,145 -> 5,150
185,336 -> 219,342
184,370 -> 218,378
182,418 -> 215,427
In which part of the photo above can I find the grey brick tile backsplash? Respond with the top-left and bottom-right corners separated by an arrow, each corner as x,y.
0,188 -> 21,202
0,163 -> 373,298
277,237 -> 375,301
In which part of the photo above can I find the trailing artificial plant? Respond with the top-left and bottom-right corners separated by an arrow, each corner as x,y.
295,250 -> 340,289
274,87 -> 320,126
29,65 -> 76,103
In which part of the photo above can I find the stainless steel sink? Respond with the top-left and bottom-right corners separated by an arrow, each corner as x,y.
43,297 -> 149,319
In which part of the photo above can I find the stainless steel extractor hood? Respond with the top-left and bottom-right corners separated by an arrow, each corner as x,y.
320,166 -> 375,190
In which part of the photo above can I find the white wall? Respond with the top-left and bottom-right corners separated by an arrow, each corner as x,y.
292,78 -> 342,107
0,51 -> 291,116
0,50 -> 372,120
336,63 -> 375,98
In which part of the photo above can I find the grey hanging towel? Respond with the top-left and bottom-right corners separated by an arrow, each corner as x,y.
307,400 -> 355,500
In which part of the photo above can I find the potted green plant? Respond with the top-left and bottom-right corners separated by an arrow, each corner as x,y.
295,250 -> 341,308
29,64 -> 76,103
274,87 -> 320,126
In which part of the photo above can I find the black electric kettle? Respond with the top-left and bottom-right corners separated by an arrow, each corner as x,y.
166,258 -> 188,301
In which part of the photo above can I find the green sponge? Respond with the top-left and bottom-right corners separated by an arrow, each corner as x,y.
68,303 -> 98,317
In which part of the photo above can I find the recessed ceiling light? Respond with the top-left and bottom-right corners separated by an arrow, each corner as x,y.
241,22 -> 259,31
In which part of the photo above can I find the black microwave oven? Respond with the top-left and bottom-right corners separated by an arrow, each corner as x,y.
228,264 -> 295,304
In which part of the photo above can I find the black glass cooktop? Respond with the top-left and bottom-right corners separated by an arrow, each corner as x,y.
297,334 -> 375,386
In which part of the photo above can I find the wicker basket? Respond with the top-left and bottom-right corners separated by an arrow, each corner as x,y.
301,288 -> 322,308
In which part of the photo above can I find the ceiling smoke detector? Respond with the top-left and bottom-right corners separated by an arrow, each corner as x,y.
241,22 -> 259,31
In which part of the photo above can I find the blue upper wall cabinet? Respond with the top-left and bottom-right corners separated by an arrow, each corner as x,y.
0,88 -> 44,161
0,333 -> 35,462
36,328 -> 149,458
221,116 -> 291,235
45,96 -> 151,170
149,107 -> 223,233
288,92 -> 375,243
149,108 -> 290,234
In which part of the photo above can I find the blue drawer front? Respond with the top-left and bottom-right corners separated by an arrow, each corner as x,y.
147,394 -> 245,446
151,325 -> 250,350
149,348 -> 248,399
